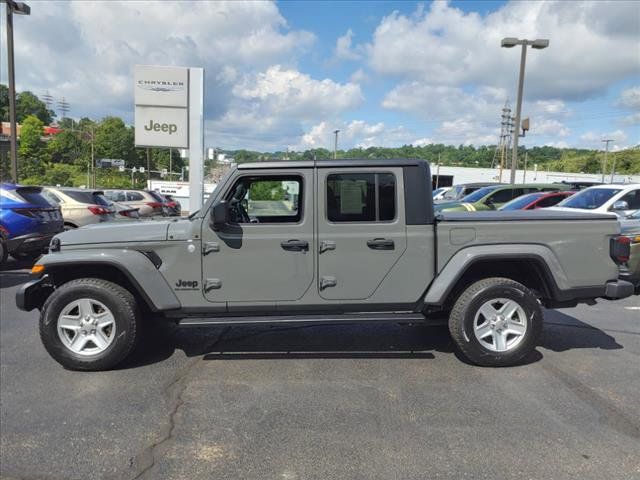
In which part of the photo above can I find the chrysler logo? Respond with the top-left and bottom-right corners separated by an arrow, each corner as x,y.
137,79 -> 185,93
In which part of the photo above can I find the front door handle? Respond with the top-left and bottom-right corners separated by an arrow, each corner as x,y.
281,239 -> 309,252
203,242 -> 220,256
367,238 -> 395,250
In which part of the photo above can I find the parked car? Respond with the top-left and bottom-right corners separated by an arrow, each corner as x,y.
435,184 -> 570,212
42,187 -> 115,229
550,184 -> 640,217
163,194 -> 182,216
17,159 -> 634,371
435,182 -> 500,204
0,184 -> 64,262
618,210 -> 640,291
110,202 -> 140,220
498,191 -> 575,211
103,189 -> 167,217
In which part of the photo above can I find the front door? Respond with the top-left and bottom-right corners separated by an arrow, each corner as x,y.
201,170 -> 314,306
317,167 -> 407,300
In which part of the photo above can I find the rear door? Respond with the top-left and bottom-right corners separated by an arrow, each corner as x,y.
317,167 -> 407,300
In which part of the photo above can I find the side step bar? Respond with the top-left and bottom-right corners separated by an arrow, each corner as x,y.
178,312 -> 426,327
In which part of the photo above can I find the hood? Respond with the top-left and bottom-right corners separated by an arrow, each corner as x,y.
56,219 -> 172,246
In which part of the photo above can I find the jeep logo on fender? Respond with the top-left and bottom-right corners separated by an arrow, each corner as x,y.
144,120 -> 178,135
175,279 -> 198,290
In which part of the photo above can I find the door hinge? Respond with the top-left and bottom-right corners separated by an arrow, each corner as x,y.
204,278 -> 222,292
203,242 -> 220,256
319,240 -> 336,254
320,276 -> 337,290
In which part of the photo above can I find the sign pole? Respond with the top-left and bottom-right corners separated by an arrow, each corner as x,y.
188,68 -> 204,212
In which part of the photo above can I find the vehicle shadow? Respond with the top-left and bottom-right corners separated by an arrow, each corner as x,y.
541,310 -> 623,352
120,309 -> 623,370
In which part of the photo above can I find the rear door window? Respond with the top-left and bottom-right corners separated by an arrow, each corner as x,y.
326,172 -> 396,222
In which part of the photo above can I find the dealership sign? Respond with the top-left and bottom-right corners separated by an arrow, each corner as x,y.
134,65 -> 189,148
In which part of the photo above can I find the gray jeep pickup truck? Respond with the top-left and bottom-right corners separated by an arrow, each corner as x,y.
17,159 -> 634,371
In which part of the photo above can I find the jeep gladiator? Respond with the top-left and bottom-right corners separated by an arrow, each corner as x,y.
17,159 -> 634,370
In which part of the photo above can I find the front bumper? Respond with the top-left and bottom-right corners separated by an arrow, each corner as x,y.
604,280 -> 635,300
6,232 -> 57,255
16,276 -> 53,312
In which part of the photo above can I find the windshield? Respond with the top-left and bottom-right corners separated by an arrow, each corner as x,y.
442,185 -> 464,200
461,185 -> 501,203
556,188 -> 621,210
499,193 -> 544,211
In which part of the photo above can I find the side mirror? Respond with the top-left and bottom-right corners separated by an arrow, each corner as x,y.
211,201 -> 229,230
612,200 -> 629,211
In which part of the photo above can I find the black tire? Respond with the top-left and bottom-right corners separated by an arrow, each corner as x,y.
11,251 -> 42,262
448,277 -> 543,367
39,278 -> 140,371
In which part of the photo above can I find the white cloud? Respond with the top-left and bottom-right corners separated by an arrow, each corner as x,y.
335,29 -> 363,61
209,67 -> 363,150
617,86 -> 640,110
2,1 -> 315,121
367,1 -> 640,100
531,119 -> 571,137
232,66 -> 363,120
350,69 -> 369,83
295,120 -> 415,150
412,138 -> 434,147
580,129 -> 628,148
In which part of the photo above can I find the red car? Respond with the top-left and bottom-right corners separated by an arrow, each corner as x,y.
499,191 -> 575,211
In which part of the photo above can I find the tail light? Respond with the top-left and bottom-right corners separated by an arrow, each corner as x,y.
146,201 -> 163,208
87,205 -> 110,215
610,236 -> 631,264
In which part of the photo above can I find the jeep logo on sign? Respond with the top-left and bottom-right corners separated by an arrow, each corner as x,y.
144,120 -> 178,135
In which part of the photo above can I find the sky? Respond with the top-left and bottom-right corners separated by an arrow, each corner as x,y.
1,0 -> 639,152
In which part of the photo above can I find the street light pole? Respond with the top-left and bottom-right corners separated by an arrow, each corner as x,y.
3,0 -> 31,183
333,130 -> 340,160
501,37 -> 549,184
602,138 -> 613,183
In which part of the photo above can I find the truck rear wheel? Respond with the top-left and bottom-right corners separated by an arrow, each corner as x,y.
39,278 -> 140,371
448,277 -> 542,367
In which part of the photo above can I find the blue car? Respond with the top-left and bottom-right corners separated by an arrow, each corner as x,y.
0,183 -> 64,263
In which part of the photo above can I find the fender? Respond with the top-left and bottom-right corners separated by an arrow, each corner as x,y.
31,249 -> 181,311
423,244 -> 571,305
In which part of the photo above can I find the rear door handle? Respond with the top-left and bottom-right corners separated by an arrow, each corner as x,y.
281,239 -> 309,252
367,238 -> 394,250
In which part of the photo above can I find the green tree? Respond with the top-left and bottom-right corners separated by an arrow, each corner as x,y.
94,117 -> 136,166
18,115 -> 48,179
0,84 -> 8,122
16,91 -> 55,124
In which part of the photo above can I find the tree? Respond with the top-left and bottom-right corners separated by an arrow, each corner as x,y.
94,117 -> 136,165
16,91 -> 55,124
0,84 -> 8,122
18,115 -> 47,179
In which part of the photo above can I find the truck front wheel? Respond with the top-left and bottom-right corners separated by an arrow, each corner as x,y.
39,278 -> 140,371
448,277 -> 542,367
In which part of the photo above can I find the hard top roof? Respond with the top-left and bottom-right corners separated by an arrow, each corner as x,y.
237,158 -> 426,170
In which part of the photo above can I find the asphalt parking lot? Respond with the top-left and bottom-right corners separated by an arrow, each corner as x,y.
1,260 -> 639,480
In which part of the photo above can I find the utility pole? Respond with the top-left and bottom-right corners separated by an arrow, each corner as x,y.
333,130 -> 340,159
146,148 -> 151,187
601,139 -> 612,183
501,37 -> 549,184
4,1 -> 31,183
523,151 -> 528,183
